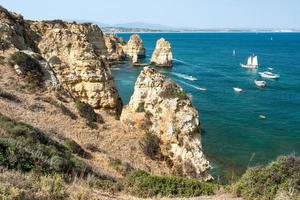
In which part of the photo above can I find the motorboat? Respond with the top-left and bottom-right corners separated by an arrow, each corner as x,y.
254,80 -> 267,87
233,87 -> 243,93
259,71 -> 280,79
241,55 -> 259,69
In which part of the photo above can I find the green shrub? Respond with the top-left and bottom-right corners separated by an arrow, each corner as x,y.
136,102 -> 145,113
9,51 -> 44,87
0,39 -> 10,51
64,139 -> 86,157
0,90 -> 21,103
48,56 -> 61,65
139,133 -> 161,160
124,170 -> 217,198
109,158 -> 133,176
0,113 -> 91,176
231,156 -> 300,200
159,81 -> 188,100
75,101 -> 104,125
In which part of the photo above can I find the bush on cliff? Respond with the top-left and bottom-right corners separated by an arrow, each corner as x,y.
231,156 -> 300,200
75,101 -> 104,126
139,132 -> 161,160
9,51 -> 44,87
0,113 -> 92,176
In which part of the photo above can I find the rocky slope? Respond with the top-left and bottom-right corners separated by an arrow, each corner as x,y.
0,5 -> 122,115
121,67 -> 211,181
151,38 -> 173,67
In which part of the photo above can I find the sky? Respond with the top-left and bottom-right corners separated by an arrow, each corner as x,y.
0,0 -> 300,29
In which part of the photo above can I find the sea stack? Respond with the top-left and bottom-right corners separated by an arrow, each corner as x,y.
123,34 -> 145,60
104,34 -> 126,62
151,38 -> 173,67
121,67 -> 211,181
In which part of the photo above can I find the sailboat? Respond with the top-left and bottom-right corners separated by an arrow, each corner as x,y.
240,55 -> 259,69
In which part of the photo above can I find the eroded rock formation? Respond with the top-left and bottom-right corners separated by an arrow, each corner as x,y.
151,38 -> 173,67
121,67 -> 211,181
123,34 -> 145,59
104,34 -> 126,62
0,6 -> 122,115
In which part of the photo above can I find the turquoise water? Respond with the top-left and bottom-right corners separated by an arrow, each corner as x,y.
112,33 -> 300,178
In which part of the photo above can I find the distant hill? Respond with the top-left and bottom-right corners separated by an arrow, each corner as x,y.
108,22 -> 175,30
63,19 -> 300,33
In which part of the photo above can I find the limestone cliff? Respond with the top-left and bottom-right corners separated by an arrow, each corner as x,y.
28,21 -> 122,114
151,38 -> 173,67
121,67 -> 211,181
0,6 -> 122,115
123,34 -> 145,59
104,34 -> 126,62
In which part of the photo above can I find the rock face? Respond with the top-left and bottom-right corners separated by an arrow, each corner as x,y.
123,34 -> 145,59
0,6 -> 35,52
29,21 -> 122,114
104,34 -> 126,62
121,67 -> 211,181
151,38 -> 173,67
0,6 -> 122,115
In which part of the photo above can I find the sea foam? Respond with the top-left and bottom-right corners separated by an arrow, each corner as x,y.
176,79 -> 207,91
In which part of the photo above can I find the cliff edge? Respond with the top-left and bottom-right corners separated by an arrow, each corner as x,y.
121,67 -> 211,181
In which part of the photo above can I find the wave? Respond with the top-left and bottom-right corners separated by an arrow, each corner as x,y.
172,72 -> 198,81
176,79 -> 207,91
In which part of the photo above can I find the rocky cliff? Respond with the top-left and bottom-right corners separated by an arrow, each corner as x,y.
0,6 -> 122,115
104,34 -> 126,62
123,34 -> 145,59
151,38 -> 173,67
121,67 -> 211,181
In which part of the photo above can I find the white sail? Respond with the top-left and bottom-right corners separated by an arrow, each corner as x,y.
252,56 -> 258,66
247,57 -> 252,65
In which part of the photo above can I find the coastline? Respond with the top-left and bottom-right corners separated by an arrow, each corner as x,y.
106,31 -> 300,34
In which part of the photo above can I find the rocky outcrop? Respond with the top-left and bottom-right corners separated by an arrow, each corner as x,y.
0,6 -> 37,52
0,6 -> 122,115
123,34 -> 145,59
28,21 -> 122,114
151,38 -> 173,67
104,34 -> 126,62
121,67 -> 211,181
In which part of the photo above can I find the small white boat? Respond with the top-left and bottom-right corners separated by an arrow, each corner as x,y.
259,71 -> 280,79
259,115 -> 266,119
233,87 -> 243,93
268,67 -> 273,71
240,55 -> 259,69
254,80 -> 267,87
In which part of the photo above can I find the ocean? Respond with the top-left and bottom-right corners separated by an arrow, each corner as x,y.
111,33 -> 300,179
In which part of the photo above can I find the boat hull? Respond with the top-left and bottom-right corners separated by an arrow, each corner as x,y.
240,64 -> 258,69
259,72 -> 280,79
254,80 -> 267,87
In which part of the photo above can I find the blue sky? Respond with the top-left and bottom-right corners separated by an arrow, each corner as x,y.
1,0 -> 299,29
